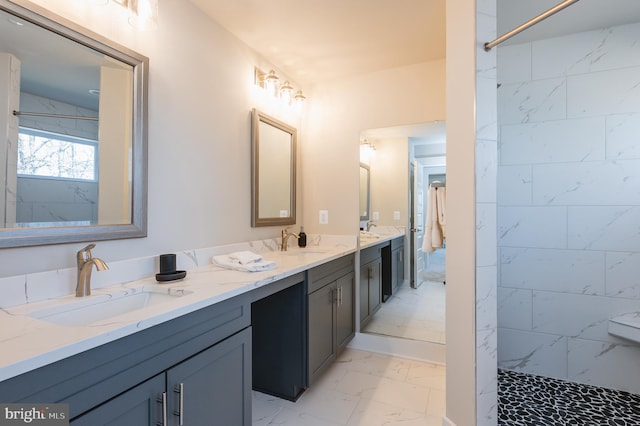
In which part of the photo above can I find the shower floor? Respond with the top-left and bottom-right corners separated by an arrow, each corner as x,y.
498,369 -> 640,425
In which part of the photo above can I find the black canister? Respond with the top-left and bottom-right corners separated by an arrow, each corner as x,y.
159,253 -> 177,274
298,226 -> 307,248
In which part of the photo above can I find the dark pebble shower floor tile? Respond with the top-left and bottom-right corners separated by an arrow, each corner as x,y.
498,369 -> 640,425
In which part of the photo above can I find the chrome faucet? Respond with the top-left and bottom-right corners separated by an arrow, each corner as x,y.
76,243 -> 109,297
280,227 -> 299,251
366,221 -> 376,231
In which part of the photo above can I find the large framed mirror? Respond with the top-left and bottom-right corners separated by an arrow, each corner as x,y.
0,0 -> 148,248
251,109 -> 296,227
359,163 -> 370,221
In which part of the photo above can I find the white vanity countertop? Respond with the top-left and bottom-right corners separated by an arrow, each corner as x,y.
0,243 -> 356,382
359,227 -> 406,249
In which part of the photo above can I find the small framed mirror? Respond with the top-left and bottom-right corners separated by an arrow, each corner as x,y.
359,163 -> 370,221
251,109 -> 296,227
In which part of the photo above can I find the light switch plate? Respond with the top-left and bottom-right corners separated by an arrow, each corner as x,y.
372,211 -> 379,220
319,210 -> 329,224
393,211 -> 401,220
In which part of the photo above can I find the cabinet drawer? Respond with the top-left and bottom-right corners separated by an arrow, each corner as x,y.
0,293 -> 250,420
391,236 -> 404,250
361,243 -> 385,264
308,254 -> 355,294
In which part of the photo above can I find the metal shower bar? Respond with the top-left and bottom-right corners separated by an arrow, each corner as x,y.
484,0 -> 581,51
13,110 -> 99,121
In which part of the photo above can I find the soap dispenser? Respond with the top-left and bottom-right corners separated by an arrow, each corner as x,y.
298,226 -> 307,248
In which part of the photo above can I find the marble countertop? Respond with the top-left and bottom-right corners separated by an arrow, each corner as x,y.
0,243 -> 356,382
359,228 -> 406,249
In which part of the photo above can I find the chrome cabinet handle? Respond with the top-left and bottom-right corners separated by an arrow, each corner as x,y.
157,392 -> 167,426
174,383 -> 184,426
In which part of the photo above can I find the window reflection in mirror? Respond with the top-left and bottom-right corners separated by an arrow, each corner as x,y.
251,109 -> 296,227
0,1 -> 148,247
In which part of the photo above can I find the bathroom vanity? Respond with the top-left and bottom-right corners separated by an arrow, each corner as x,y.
0,246 -> 356,425
359,233 -> 406,328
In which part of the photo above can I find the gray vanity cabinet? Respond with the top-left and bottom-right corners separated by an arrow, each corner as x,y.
1,294 -> 252,425
391,237 -> 405,293
360,244 -> 383,328
72,328 -> 251,426
307,254 -> 355,385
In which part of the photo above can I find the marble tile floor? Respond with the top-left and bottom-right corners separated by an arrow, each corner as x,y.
498,369 -> 640,425
362,278 -> 446,344
252,348 -> 446,425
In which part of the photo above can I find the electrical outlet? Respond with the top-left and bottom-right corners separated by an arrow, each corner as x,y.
372,211 -> 379,220
319,210 -> 329,224
393,211 -> 401,220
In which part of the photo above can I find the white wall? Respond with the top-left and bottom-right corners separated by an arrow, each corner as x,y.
303,60 -> 445,236
497,22 -> 640,394
369,137 -> 409,227
0,0 -> 304,277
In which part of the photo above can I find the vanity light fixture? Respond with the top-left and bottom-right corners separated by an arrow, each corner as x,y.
127,0 -> 159,29
103,0 -> 159,29
360,139 -> 376,163
254,67 -> 308,107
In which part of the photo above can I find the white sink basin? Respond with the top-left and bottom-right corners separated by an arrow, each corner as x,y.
28,285 -> 192,327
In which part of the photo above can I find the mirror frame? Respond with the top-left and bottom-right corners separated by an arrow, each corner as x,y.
251,108 -> 296,227
359,163 -> 370,221
0,0 -> 148,248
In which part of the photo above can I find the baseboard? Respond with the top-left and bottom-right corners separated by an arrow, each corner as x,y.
442,415 -> 456,426
347,332 -> 446,364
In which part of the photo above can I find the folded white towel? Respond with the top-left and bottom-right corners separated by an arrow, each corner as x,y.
212,255 -> 277,272
228,251 -> 263,265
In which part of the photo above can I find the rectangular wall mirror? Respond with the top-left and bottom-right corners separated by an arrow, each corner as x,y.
251,109 -> 296,227
0,0 -> 148,247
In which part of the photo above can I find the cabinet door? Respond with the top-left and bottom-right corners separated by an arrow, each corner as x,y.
390,247 -> 399,292
396,247 -> 404,287
368,259 -> 382,316
166,327 -> 252,426
308,283 -> 335,383
336,272 -> 355,349
359,265 -> 369,323
71,374 -> 164,426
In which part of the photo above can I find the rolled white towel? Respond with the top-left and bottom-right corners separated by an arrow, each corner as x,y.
228,251 -> 263,265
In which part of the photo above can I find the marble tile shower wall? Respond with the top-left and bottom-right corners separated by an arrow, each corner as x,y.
476,0 -> 498,424
496,22 -> 640,394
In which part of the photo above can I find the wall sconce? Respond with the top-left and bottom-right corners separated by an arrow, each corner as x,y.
360,139 -> 376,163
294,90 -> 306,107
263,70 -> 279,96
102,0 -> 158,29
255,67 -> 307,107
280,80 -> 294,104
127,0 -> 159,29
